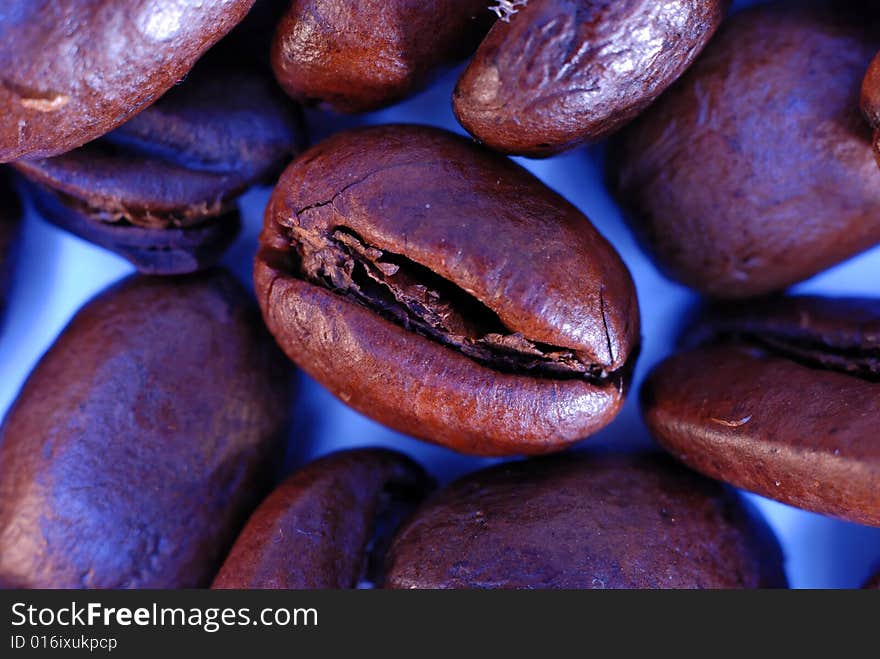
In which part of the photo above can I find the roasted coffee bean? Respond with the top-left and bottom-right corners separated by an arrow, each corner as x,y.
213,448 -> 432,589
13,54 -> 304,274
271,0 -> 494,113
642,296 -> 880,527
861,50 -> 880,167
0,0 -> 256,161
385,452 -> 786,589
866,569 -> 880,589
454,0 -> 728,157
610,2 -> 880,298
0,271 -> 291,588
0,170 -> 21,320
255,124 -> 639,456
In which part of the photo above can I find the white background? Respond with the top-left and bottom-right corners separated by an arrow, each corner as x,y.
1,0 -> 879,588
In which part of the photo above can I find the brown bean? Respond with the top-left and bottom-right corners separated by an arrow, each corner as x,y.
271,0 -> 494,112
13,52 -> 305,275
213,448 -> 432,589
255,124 -> 640,456
455,0 -> 728,157
609,2 -> 880,298
385,452 -> 786,589
0,271 -> 291,588
0,0 -> 256,161
642,296 -> 880,526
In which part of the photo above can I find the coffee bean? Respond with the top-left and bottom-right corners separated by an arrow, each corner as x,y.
454,0 -> 728,157
0,0 -> 256,161
642,296 -> 880,526
13,54 -> 305,274
0,271 -> 291,588
271,0 -> 494,113
385,452 -> 786,589
861,50 -> 880,167
255,124 -> 639,456
0,170 -> 21,321
213,448 -> 432,589
609,2 -> 880,298
865,569 -> 880,589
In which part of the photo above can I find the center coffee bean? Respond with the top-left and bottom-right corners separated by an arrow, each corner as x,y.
385,452 -> 786,589
641,296 -> 880,527
0,271 -> 291,588
213,448 -> 432,589
255,124 -> 639,456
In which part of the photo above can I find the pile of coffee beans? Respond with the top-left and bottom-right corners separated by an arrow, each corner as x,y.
0,0 -> 877,589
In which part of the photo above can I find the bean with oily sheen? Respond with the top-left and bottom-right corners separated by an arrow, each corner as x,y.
272,0 -> 494,113
0,271 -> 291,588
609,2 -> 880,298
642,296 -> 880,527
454,0 -> 729,157
13,53 -> 305,274
385,452 -> 786,589
255,124 -> 640,456
213,448 -> 432,589
0,170 -> 21,321
0,0 -> 256,161
861,50 -> 880,167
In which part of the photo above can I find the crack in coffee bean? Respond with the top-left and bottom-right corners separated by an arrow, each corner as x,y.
284,224 -> 612,381
698,325 -> 880,383
256,124 -> 640,455
54,187 -> 232,230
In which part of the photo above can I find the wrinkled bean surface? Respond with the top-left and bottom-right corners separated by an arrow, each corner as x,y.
256,124 -> 639,456
455,0 -> 728,156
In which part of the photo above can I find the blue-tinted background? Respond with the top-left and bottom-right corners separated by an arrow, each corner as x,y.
1,0 -> 878,588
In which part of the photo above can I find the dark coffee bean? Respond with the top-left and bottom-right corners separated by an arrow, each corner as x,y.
0,271 -> 291,588
642,296 -> 880,526
609,2 -> 880,298
866,569 -> 880,589
13,55 -> 305,274
213,448 -> 432,589
255,124 -> 640,456
454,0 -> 728,157
0,0 -> 256,161
861,50 -> 880,167
385,452 -> 786,589
0,170 -> 21,320
271,0 -> 494,113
